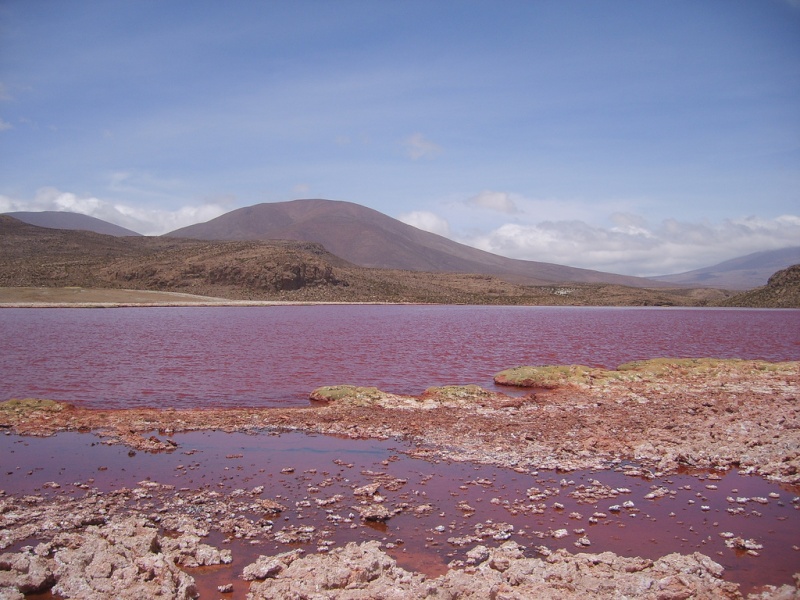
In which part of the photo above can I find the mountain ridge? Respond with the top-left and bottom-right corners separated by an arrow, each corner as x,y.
720,264 -> 800,308
4,211 -> 142,237
652,246 -> 800,290
166,199 -> 663,288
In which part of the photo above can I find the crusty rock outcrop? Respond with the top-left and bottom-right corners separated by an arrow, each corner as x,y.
244,540 -> 762,599
0,517 -> 205,599
245,541 -> 425,599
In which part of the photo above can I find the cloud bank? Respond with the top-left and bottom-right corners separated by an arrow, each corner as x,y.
465,214 -> 800,276
401,192 -> 800,276
397,210 -> 451,237
0,188 -> 228,236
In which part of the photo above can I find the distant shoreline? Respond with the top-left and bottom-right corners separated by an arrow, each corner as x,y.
1,285 -> 796,308
0,287 -> 404,308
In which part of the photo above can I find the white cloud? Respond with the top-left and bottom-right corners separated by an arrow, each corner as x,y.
292,183 -> 311,196
0,187 -> 228,236
467,190 -> 520,214
403,132 -> 442,160
107,170 -> 184,198
397,210 -> 451,237
0,118 -> 12,131
459,189 -> 648,225
463,214 -> 800,276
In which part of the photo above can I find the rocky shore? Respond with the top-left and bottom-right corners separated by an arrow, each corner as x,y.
1,358 -> 798,598
5,358 -> 798,482
6,514 -> 784,600
242,539 -> 772,599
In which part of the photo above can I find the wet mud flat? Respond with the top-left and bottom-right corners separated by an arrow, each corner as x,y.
1,358 -> 799,598
1,429 -> 799,598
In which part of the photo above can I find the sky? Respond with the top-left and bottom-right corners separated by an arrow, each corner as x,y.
1,1 -> 798,277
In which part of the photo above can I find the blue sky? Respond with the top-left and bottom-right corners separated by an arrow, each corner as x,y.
1,1 -> 798,276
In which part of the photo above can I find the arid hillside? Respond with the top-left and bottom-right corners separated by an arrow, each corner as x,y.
652,246 -> 800,290
166,199 -> 665,288
719,264 -> 800,308
0,216 -> 348,297
0,215 -> 744,306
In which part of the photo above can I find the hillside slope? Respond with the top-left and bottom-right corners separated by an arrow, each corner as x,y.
719,264 -> 800,308
0,216 -> 345,296
4,211 -> 142,236
652,246 -> 800,290
167,199 -> 662,288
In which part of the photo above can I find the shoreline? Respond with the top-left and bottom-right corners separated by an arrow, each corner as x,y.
4,358 -> 798,482
0,286 -> 444,309
0,286 -> 396,307
2,286 -> 798,310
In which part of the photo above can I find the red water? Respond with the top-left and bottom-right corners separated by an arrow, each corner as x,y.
1,306 -> 798,408
1,306 -> 799,596
2,430 -> 798,596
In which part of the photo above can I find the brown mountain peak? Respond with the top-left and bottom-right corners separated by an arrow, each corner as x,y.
166,199 -> 658,287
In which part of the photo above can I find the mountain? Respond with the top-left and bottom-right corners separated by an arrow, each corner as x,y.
652,246 -> 800,290
166,199 -> 663,288
0,215 -> 346,295
3,211 -> 141,236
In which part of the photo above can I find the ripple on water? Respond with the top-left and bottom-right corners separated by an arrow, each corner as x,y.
1,305 -> 798,408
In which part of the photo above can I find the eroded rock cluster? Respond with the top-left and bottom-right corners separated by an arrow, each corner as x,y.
6,522 -> 795,600
0,517 -> 203,600
244,540 -> 753,600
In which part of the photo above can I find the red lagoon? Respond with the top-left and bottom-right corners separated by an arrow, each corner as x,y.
1,305 -> 798,408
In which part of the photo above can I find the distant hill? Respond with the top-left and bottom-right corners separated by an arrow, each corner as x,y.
652,246 -> 800,290
720,264 -> 800,308
3,211 -> 141,237
0,215 -> 732,306
166,199 -> 663,288
0,215 -> 347,295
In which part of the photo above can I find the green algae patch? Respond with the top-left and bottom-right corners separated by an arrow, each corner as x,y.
752,360 -> 800,372
494,365 -> 603,389
616,358 -> 733,375
0,398 -> 71,413
616,358 -> 798,377
309,385 -> 390,406
495,359 -> 800,390
310,383 -> 518,410
421,385 -> 497,402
